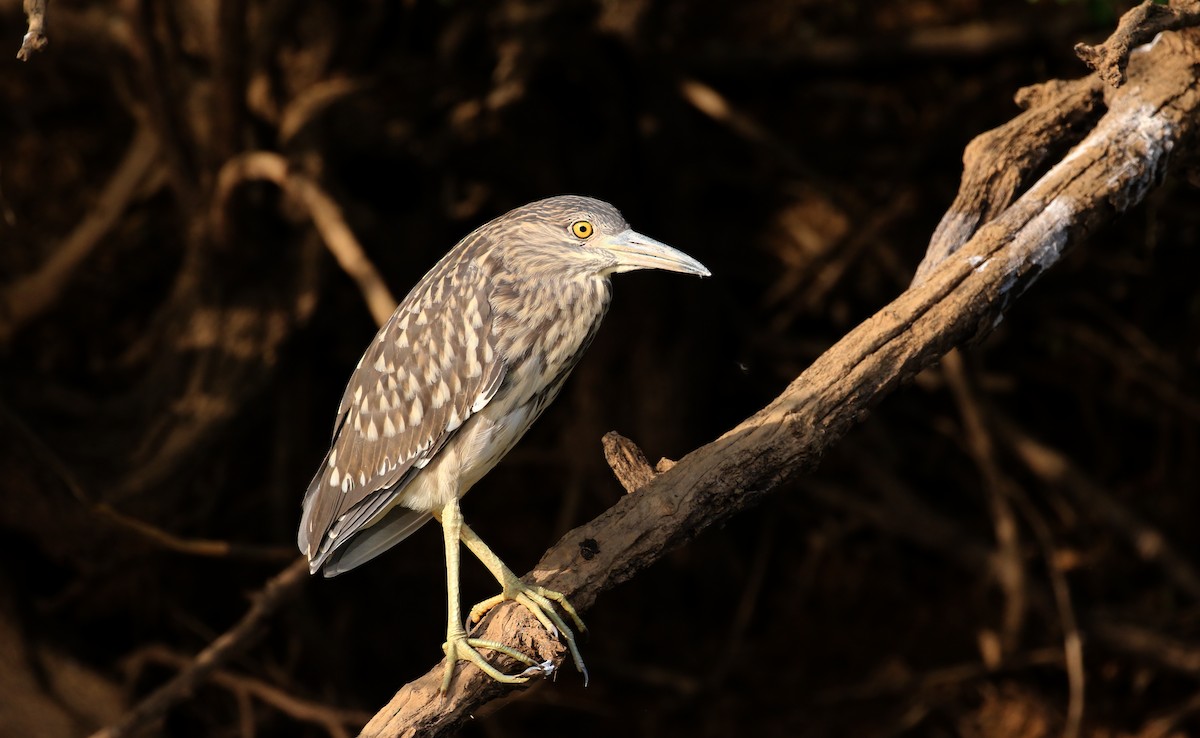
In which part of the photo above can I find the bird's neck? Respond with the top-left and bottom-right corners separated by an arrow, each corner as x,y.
491,271 -> 612,372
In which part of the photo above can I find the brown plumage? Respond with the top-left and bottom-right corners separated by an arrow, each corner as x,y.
298,195 -> 709,690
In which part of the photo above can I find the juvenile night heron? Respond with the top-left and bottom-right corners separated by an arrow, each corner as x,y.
298,195 -> 709,691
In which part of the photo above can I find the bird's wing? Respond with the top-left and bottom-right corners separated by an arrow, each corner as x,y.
298,259 -> 506,569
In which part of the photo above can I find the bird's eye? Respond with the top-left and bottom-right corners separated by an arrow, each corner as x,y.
571,220 -> 594,239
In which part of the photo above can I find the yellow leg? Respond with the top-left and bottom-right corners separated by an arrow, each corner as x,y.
435,499 -> 550,693
459,520 -> 588,684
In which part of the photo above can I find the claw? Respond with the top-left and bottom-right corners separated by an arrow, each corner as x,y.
454,520 -> 588,684
467,581 -> 588,680
440,632 -> 544,693
519,659 -> 557,679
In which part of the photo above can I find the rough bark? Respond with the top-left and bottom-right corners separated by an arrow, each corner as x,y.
360,22 -> 1200,738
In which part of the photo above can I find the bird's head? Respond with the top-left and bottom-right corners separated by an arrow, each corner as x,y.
492,195 -> 710,279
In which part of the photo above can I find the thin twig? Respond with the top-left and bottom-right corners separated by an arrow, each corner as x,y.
943,352 -> 1085,738
88,558 -> 311,738
121,0 -> 198,210
0,123 -> 160,345
129,646 -> 371,738
942,350 -> 1027,658
0,400 -> 295,562
999,419 -> 1200,601
213,0 -> 247,162
16,0 -> 49,60
212,151 -> 398,326
1074,0 -> 1200,87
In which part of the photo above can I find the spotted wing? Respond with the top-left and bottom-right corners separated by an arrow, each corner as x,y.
298,259 -> 505,570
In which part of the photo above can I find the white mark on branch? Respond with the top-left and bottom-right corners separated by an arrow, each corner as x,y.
1029,199 -> 1071,270
1053,100 -> 1175,209
1136,32 -> 1164,55
1103,105 -> 1176,208
1001,197 -> 1073,297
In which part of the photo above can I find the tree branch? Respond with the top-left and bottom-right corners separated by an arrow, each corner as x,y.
0,123 -> 159,345
88,558 -> 310,738
360,25 -> 1200,738
212,151 -> 398,326
1074,0 -> 1200,87
16,0 -> 48,61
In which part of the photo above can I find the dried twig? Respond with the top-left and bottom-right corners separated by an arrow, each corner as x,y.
88,558 -> 310,738
16,0 -> 48,60
129,647 -> 371,738
1,399 -> 296,561
212,151 -> 398,326
0,123 -> 160,345
600,431 -> 657,494
1000,419 -> 1200,601
1075,0 -> 1200,87
213,0 -> 247,162
942,351 -> 1027,656
1093,623 -> 1200,737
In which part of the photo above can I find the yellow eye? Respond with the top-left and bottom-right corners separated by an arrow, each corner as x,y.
571,220 -> 594,239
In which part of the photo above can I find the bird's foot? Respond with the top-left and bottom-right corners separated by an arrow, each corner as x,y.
468,580 -> 588,685
440,631 -> 554,693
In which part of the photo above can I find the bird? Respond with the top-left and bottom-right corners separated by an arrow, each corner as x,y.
298,195 -> 709,692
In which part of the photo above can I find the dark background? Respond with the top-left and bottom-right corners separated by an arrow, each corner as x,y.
2,1 -> 1199,736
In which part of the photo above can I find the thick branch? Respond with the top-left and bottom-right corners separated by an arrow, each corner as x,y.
911,77 -> 1104,283
360,27 -> 1200,738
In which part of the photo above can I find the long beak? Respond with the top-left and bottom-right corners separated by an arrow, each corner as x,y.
602,229 -> 711,277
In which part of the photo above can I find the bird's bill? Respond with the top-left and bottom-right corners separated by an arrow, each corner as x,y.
602,229 -> 711,277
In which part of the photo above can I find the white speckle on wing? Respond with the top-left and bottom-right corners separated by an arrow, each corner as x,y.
410,397 -> 424,426
432,380 -> 449,409
329,468 -> 340,487
467,296 -> 483,328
